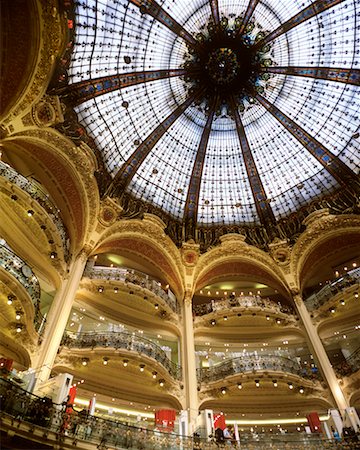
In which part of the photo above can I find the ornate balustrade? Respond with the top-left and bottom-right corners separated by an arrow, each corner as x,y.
193,295 -> 294,317
83,264 -> 179,313
197,354 -> 320,383
0,242 -> 46,334
61,331 -> 182,380
0,161 -> 70,260
0,378 -> 340,450
305,268 -> 360,311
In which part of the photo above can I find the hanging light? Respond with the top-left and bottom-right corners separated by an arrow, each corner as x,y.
329,307 -> 336,314
50,251 -> 57,259
16,324 -> 23,333
288,383 -> 293,390
114,287 -> 119,294
354,292 -> 359,299
154,304 -> 159,309
27,210 -> 34,217
98,286 -> 104,293
7,294 -> 15,305
266,315 -> 270,320
103,357 -> 109,365
139,364 -> 145,372
159,379 -> 165,387
152,371 -> 157,379
299,387 -> 304,394
272,380 -> 278,387
340,299 -> 345,306
255,380 -> 260,387
276,318 -> 281,324
221,387 -> 227,395
123,359 -> 129,367
223,316 -> 228,321
15,311 -> 22,321
237,383 -> 242,390
82,358 -> 89,366
210,319 -> 216,326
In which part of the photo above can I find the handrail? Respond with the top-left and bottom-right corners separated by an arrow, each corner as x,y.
0,160 -> 70,261
0,377 -> 339,449
193,295 -> 294,317
197,354 -> 320,383
304,267 -> 360,311
0,243 -> 46,335
83,263 -> 180,313
62,331 -> 182,380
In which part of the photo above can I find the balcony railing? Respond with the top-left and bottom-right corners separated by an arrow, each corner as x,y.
84,264 -> 179,313
0,378 -> 340,450
0,160 -> 70,260
61,331 -> 182,380
193,295 -> 294,317
197,354 -> 320,383
305,267 -> 360,311
334,347 -> 360,377
0,242 -> 46,334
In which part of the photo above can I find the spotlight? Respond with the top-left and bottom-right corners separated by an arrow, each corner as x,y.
223,316 -> 228,321
355,292 -> 359,299
299,387 -> 304,394
82,358 -> 89,366
98,286 -> 104,293
15,311 -> 22,320
154,304 -> 159,309
276,318 -> 281,324
329,307 -> 336,314
123,359 -> 128,367
272,380 -> 278,388
103,357 -> 109,365
139,364 -> 145,372
114,287 -> 119,294
288,383 -> 293,390
221,387 -> 227,395
50,251 -> 57,259
255,380 -> 260,387
16,324 -> 23,333
210,319 -> 216,326
27,210 -> 34,217
7,294 -> 15,305
152,371 -> 157,379
237,383 -> 242,390
159,379 -> 165,387
340,299 -> 345,306
266,315 -> 270,320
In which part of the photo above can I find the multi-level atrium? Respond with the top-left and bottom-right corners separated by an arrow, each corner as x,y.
0,0 -> 359,449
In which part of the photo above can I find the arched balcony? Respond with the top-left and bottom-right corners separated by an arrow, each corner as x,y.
83,263 -> 179,314
0,160 -> 70,260
61,331 -> 182,380
304,267 -> 360,311
193,295 -> 294,318
0,241 -> 45,334
196,353 -> 321,384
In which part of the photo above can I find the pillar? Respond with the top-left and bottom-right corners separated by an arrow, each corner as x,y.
181,294 -> 199,434
33,250 -> 89,390
294,294 -> 349,412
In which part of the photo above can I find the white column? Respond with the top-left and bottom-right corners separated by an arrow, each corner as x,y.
181,294 -> 199,434
294,294 -> 349,412
34,250 -> 88,390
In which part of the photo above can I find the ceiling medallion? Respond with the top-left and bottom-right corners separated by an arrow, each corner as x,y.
182,17 -> 273,115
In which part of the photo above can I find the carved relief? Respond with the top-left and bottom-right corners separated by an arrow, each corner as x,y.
32,95 -> 64,127
99,197 -> 124,227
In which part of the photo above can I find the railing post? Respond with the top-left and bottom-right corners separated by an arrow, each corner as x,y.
33,248 -> 89,393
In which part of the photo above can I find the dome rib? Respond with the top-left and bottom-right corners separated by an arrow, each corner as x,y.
230,95 -> 276,228
255,93 -> 359,190
55,69 -> 186,107
266,67 -> 360,86
236,0 -> 260,36
184,96 -> 218,240
129,0 -> 196,46
108,88 -> 204,198
253,0 -> 344,51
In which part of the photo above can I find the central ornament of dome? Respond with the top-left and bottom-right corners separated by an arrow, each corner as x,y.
207,48 -> 239,85
182,17 -> 273,115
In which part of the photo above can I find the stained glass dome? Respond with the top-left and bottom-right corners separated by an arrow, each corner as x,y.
57,0 -> 359,244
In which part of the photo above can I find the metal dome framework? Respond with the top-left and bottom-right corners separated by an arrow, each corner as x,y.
53,0 -> 360,249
